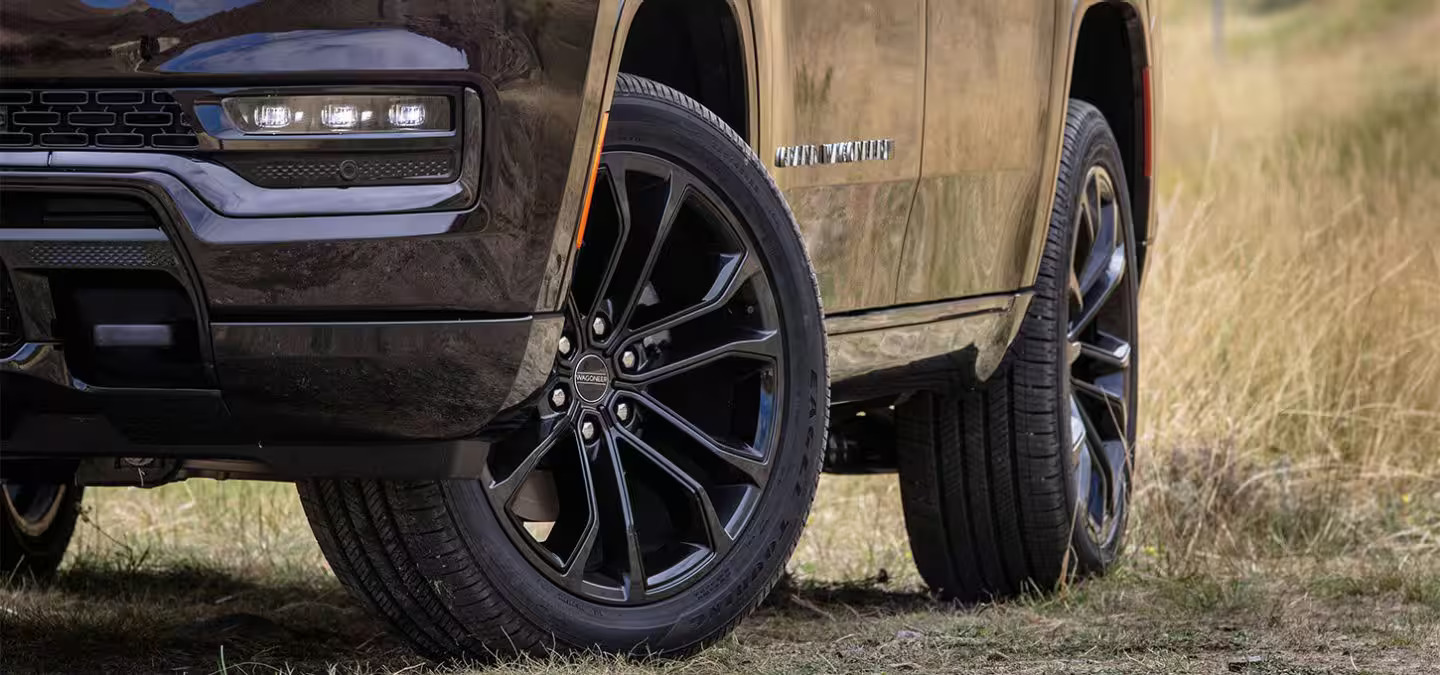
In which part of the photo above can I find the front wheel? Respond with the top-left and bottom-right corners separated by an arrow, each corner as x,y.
2,482 -> 83,581
897,99 -> 1139,601
298,75 -> 828,659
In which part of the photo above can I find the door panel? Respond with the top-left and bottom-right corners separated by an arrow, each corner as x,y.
754,0 -> 926,312
897,1 -> 1057,303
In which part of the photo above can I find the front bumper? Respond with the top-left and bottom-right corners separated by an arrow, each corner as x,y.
1,153 -> 564,468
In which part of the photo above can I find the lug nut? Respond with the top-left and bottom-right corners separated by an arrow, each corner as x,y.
620,349 -> 637,371
591,315 -> 608,338
580,420 -> 596,441
557,335 -> 572,357
616,402 -> 631,423
550,387 -> 568,409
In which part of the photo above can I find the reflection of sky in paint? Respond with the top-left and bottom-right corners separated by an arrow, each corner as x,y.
159,29 -> 468,72
82,0 -> 262,23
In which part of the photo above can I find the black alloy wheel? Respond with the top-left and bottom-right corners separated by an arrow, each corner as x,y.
896,99 -> 1138,601
2,482 -> 83,581
297,75 -> 827,660
2,484 -> 66,537
1065,163 -> 1137,553
483,151 -> 784,605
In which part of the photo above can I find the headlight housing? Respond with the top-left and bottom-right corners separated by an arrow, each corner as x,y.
221,94 -> 453,135
175,87 -> 478,193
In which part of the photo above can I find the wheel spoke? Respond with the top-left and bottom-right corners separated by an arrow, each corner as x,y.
567,167 -> 624,314
1074,387 -> 1129,530
583,157 -> 635,317
1067,267 -> 1085,316
623,252 -> 761,339
561,435 -> 601,591
591,156 -> 691,332
487,420 -> 570,505
1067,243 -> 1126,340
599,429 -> 647,602
1077,181 -> 1098,247
612,184 -> 690,331
1070,396 -> 1096,522
1073,455 -> 1095,525
632,393 -> 770,486
1086,176 -> 1104,241
1072,375 -> 1127,425
615,426 -> 735,556
1076,202 -> 1117,296
1078,330 -> 1132,371
1098,439 -> 1129,519
1069,395 -> 1088,457
627,328 -> 780,384
1073,396 -> 1107,528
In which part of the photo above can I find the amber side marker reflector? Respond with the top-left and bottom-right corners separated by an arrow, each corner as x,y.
575,111 -> 610,250
1142,66 -> 1153,179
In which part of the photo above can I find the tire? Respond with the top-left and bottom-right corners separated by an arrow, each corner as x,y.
897,99 -> 1139,601
2,483 -> 83,581
298,74 -> 827,660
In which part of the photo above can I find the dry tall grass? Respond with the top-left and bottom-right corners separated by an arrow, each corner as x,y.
1136,0 -> 1440,575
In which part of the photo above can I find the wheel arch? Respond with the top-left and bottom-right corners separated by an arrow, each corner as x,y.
612,0 -> 754,145
1064,0 -> 1154,277
550,0 -> 756,311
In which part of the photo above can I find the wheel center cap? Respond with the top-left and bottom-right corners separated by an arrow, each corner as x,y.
573,354 -> 612,404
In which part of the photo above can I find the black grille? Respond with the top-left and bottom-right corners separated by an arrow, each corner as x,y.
18,241 -> 178,269
0,89 -> 198,151
224,152 -> 458,188
1,265 -> 21,354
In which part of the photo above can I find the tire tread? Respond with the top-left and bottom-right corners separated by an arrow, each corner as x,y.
897,100 -> 1130,601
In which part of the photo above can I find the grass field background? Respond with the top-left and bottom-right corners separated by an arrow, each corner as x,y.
4,0 -> 1439,672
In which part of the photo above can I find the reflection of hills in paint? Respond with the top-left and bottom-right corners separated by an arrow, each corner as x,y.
5,0 -> 157,22
0,1 -> 182,45
0,0 -> 535,76
0,0 -> 587,85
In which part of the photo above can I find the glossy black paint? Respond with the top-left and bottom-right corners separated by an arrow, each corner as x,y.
0,0 -> 606,456
2,0 -> 602,316
0,1 -> 584,78
211,316 -> 548,441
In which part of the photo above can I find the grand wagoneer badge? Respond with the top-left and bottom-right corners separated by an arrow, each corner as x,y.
774,138 -> 895,168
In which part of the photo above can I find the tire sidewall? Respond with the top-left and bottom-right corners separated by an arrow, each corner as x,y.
1,484 -> 82,580
443,78 -> 826,653
1052,104 -> 1139,572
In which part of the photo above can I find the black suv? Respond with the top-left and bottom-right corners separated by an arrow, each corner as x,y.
1,0 -> 1158,661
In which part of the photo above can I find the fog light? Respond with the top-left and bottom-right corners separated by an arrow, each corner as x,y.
223,94 -> 451,134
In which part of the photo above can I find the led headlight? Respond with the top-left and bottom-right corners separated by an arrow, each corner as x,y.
195,87 -> 478,192
221,94 -> 451,134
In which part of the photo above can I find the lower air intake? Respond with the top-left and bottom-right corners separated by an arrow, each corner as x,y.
0,265 -> 22,355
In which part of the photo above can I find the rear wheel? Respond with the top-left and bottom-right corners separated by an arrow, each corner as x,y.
896,100 -> 1138,601
298,75 -> 827,659
2,482 -> 83,581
